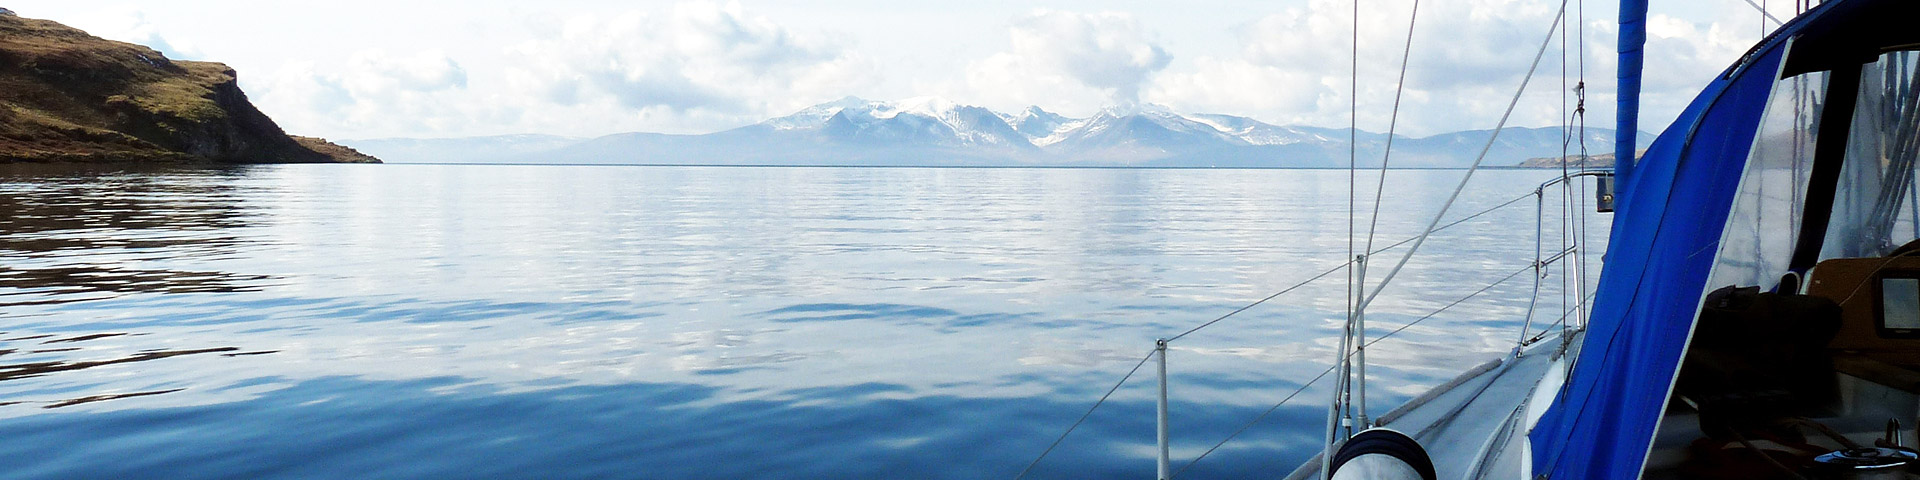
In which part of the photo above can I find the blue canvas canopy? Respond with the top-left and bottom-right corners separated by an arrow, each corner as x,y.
1529,0 -> 1920,477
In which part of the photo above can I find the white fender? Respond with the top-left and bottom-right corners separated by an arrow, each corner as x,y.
1329,428 -> 1436,480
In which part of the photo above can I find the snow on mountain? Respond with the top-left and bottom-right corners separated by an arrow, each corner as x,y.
760,96 -> 869,130
1187,114 -> 1335,146
361,97 -> 1652,167
1035,105 -> 1248,154
764,98 -> 1317,154
1003,106 -> 1072,140
761,96 -> 1032,149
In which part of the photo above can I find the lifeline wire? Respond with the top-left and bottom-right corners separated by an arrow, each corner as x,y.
1171,260 -> 1537,478
1170,364 -> 1337,479
1164,189 -> 1537,343
1025,179 -> 1549,475
1013,349 -> 1158,480
1362,263 -> 1534,351
1527,293 -> 1599,346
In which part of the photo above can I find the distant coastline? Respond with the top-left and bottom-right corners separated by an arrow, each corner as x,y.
341,99 -> 1652,168
1515,150 -> 1646,168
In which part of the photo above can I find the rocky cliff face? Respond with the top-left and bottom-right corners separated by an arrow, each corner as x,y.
0,13 -> 377,163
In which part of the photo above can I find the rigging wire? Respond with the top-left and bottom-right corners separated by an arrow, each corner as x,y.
1572,0 -> 1594,339
1171,261 -> 1538,478
1355,0 -> 1571,316
1022,182 -> 1584,478
1332,0 -> 1363,462
1557,0 -> 1571,351
1551,0 -> 1582,349
1029,2 -> 1592,472
1741,0 -> 1787,26
1363,0 -> 1423,258
1019,187 -> 1543,478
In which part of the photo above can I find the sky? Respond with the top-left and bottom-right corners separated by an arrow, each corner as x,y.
7,0 -> 1801,140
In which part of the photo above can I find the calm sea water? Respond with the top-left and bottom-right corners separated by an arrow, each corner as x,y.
0,164 -> 1605,479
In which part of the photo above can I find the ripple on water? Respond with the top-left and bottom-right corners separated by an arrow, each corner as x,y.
0,165 -> 1606,479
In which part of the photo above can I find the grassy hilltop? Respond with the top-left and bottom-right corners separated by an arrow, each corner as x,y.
0,10 -> 377,163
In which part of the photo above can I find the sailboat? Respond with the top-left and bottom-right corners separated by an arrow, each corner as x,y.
1015,0 -> 1920,478
1300,0 -> 1920,478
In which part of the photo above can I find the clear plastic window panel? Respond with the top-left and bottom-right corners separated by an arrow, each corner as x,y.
1709,70 -> 1827,290
1820,50 -> 1920,260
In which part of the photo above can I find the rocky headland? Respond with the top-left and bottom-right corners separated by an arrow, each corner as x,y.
0,11 -> 378,163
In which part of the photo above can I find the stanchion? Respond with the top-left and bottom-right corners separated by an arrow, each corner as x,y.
1156,339 -> 1171,480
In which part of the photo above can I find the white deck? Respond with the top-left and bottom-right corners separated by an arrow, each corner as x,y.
1284,331 -> 1581,480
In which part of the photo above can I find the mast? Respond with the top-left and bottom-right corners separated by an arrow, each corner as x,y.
1616,0 -> 1647,183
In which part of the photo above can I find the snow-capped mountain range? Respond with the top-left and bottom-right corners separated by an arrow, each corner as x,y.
344,97 -> 1649,167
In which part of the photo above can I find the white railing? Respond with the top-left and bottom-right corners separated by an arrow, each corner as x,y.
1013,170 -> 1610,480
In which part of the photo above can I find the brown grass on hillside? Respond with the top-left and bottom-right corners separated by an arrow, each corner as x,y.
292,136 -> 382,163
0,14 -> 377,163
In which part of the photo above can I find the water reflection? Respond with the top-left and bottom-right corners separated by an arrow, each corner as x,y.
1,165 -> 266,411
0,374 -> 1320,478
0,165 -> 277,309
0,164 -> 1607,478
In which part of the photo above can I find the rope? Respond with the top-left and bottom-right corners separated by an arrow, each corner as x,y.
1013,349 -> 1158,480
1356,0 -> 1570,315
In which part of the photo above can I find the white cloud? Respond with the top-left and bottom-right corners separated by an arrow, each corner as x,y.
954,10 -> 1171,114
1142,0 -> 1777,137
246,1 -> 875,138
43,0 -> 1780,139
1144,57 -> 1328,123
500,1 -> 875,132
59,7 -> 203,60
1579,2 -> 1776,135
1011,10 -> 1171,102
253,50 -> 494,138
1145,0 -> 1577,136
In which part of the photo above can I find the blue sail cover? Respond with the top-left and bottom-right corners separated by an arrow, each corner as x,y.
1614,0 -> 1646,184
1525,20 -> 1794,480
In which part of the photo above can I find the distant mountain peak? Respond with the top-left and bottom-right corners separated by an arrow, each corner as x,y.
1007,105 -> 1072,140
1096,102 -> 1176,118
1017,105 -> 1063,120
433,96 -> 1656,167
875,96 -> 960,120
764,96 -> 878,130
